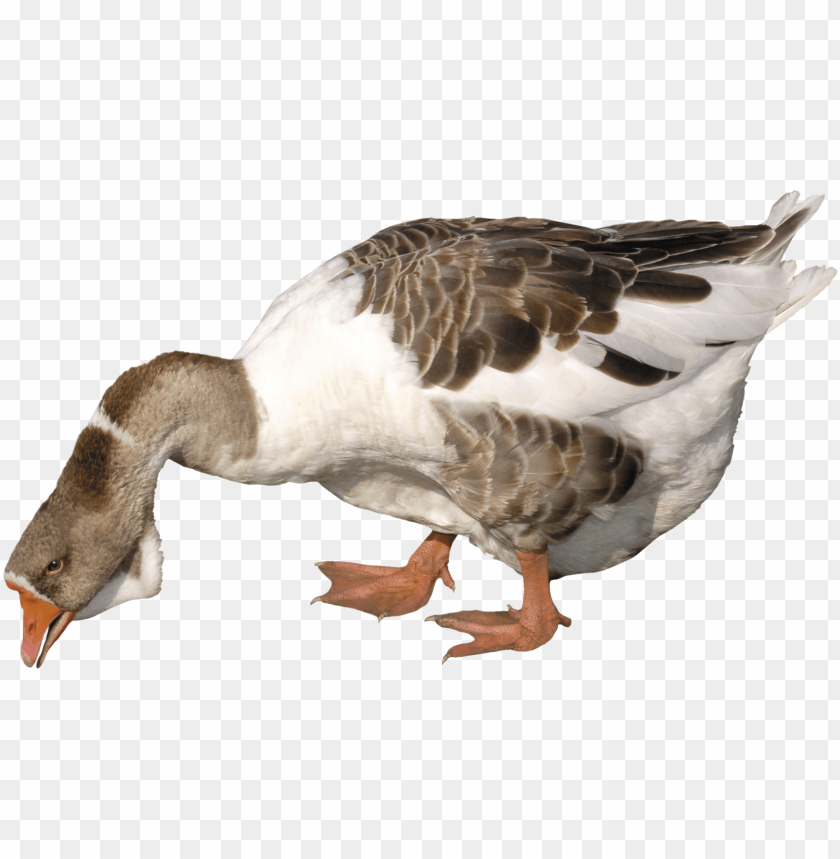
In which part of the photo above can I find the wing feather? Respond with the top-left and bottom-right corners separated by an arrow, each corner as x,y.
336,194 -> 824,414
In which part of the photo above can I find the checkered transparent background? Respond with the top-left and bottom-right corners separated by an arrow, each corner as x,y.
1,2 -> 838,857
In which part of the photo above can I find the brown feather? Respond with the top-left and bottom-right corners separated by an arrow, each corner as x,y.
553,332 -> 580,352
596,349 -> 680,386
624,270 -> 713,304
61,427 -> 114,511
445,330 -> 495,391
339,211 -> 790,395
578,310 -> 620,335
484,315 -> 542,373
435,402 -> 644,550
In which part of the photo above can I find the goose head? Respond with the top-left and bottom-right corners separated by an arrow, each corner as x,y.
5,423 -> 163,668
6,351 -> 262,668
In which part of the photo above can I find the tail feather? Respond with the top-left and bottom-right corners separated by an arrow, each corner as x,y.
743,191 -> 825,267
762,191 -> 807,229
747,191 -> 833,332
768,264 -> 836,332
627,193 -> 833,345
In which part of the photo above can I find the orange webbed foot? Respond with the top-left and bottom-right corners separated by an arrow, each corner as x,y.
311,531 -> 456,621
426,605 -> 571,662
426,549 -> 571,663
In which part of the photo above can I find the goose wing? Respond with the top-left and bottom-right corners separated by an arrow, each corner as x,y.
340,199 -> 820,418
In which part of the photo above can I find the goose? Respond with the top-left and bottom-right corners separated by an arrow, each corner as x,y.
5,191 -> 835,668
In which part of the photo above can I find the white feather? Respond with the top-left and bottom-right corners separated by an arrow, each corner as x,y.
768,265 -> 836,332
762,190 -> 802,229
569,337 -> 606,368
588,302 -> 705,371
75,525 -> 163,620
227,190 -> 832,575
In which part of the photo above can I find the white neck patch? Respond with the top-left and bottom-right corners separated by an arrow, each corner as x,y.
74,525 -> 164,620
88,407 -> 138,447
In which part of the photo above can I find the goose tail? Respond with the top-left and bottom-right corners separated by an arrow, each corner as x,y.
740,191 -> 835,332
743,191 -> 825,268
768,262 -> 836,332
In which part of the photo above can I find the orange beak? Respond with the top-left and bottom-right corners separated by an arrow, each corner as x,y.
6,579 -> 76,668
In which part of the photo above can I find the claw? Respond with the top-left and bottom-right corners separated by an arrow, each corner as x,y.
442,653 -> 451,665
310,595 -> 323,605
441,566 -> 456,592
377,611 -> 389,622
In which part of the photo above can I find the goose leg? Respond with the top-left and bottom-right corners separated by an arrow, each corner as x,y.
426,549 -> 571,662
311,531 -> 456,621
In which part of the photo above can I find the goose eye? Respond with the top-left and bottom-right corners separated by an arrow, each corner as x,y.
45,559 -> 64,575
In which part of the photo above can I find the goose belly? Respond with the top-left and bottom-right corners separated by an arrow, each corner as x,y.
320,468 -> 478,534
